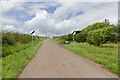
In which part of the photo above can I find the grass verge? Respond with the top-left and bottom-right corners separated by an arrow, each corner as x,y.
65,42 -> 118,74
51,38 -> 118,74
2,39 -> 45,78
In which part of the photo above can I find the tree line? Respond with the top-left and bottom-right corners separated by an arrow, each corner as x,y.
53,19 -> 119,46
2,31 -> 41,45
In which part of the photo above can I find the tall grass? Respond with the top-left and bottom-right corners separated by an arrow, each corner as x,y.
2,39 -> 45,78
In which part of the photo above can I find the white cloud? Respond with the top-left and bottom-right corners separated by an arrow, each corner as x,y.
19,2 -> 117,37
2,25 -> 16,31
1,0 -> 24,14
1,1 -> 118,37
1,0 -> 25,27
21,9 -> 77,35
2,15 -> 22,25
1,1 -> 60,26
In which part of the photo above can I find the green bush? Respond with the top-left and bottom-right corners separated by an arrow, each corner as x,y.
92,22 -> 105,29
67,34 -> 73,41
19,34 -> 31,43
2,45 -> 14,57
74,22 -> 118,46
2,31 -> 40,45
86,29 -> 102,46
86,26 -> 118,46
2,32 -> 15,45
59,35 -> 68,40
2,31 -> 42,57
75,32 -> 87,42
13,32 -> 21,43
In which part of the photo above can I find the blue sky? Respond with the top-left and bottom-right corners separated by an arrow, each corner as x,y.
1,1 -> 118,37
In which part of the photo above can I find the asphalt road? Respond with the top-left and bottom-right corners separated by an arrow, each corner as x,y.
19,39 -> 117,78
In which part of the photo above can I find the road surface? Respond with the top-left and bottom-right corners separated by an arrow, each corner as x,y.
19,39 -> 117,78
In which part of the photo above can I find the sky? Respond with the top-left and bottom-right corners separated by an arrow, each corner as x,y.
0,0 -> 119,37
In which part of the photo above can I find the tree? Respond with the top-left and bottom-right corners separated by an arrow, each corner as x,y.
67,34 -> 73,41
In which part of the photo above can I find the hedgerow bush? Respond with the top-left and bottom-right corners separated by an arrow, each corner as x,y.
2,31 -> 37,45
59,35 -> 68,40
2,31 -> 42,57
75,32 -> 87,42
86,26 -> 118,46
74,21 -> 118,46
19,34 -> 31,43
86,29 -> 103,46
92,22 -> 105,29
75,25 -> 93,42
67,34 -> 73,41
2,32 -> 15,45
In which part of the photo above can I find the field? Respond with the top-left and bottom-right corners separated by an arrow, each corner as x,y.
2,39 -> 45,78
51,38 -> 118,74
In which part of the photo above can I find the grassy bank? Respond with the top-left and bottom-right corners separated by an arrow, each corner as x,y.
2,39 -> 45,78
51,38 -> 118,74
65,42 -> 118,74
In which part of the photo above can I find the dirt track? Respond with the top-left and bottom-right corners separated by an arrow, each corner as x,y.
19,39 -> 117,78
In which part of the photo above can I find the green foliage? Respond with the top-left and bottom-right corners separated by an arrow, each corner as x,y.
19,34 -> 31,43
2,39 -> 45,78
92,22 -> 105,29
13,32 -> 31,43
2,43 -> 31,57
2,31 -> 40,45
67,34 -> 73,41
75,23 -> 105,43
2,32 -> 15,45
2,31 -> 43,57
65,42 -> 118,73
59,35 -> 68,40
86,26 -> 118,46
75,32 -> 87,42
74,22 -> 118,46
74,25 -> 93,42
81,25 -> 93,32
86,29 -> 102,46
2,45 -> 14,57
